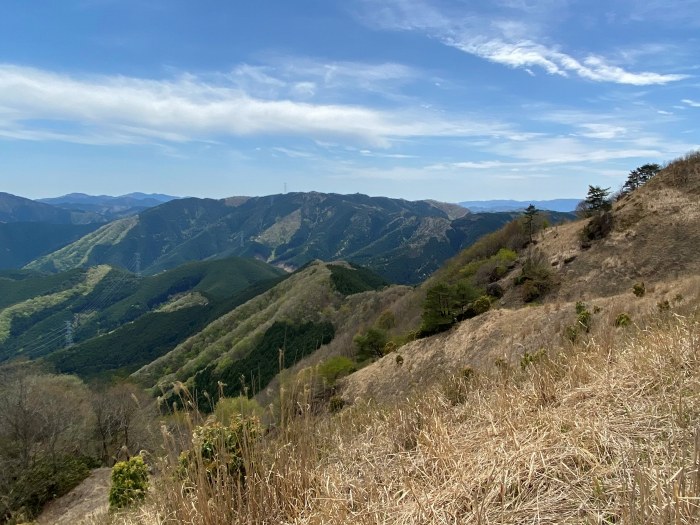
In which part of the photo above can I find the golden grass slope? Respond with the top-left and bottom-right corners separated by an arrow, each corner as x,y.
88,312 -> 699,525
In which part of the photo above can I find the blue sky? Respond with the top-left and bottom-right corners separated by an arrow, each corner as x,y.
0,0 -> 698,201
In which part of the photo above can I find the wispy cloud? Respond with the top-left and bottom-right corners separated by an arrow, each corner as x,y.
682,98 -> 700,107
358,0 -> 688,85
0,64 -> 513,148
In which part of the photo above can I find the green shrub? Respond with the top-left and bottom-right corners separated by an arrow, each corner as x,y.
179,417 -> 260,483
575,302 -> 592,332
614,313 -> 632,327
564,325 -> 579,343
317,356 -> 356,386
354,327 -> 388,360
520,348 -> 547,370
1,455 -> 91,522
395,354 -> 404,366
632,282 -> 646,297
109,456 -> 149,509
471,295 -> 491,315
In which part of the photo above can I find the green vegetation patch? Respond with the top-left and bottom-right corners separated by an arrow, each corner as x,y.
329,263 -> 389,296
192,320 -> 335,408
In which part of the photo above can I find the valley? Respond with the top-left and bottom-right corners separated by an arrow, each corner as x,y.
0,153 -> 698,524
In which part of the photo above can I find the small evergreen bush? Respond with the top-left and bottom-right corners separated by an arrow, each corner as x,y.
633,282 -> 646,297
109,456 -> 149,510
614,313 -> 632,327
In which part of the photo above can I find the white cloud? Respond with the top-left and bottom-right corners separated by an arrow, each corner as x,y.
0,64 -> 512,147
682,98 -> 700,107
360,0 -> 688,85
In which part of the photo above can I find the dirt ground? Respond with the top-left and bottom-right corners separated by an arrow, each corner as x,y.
36,468 -> 111,525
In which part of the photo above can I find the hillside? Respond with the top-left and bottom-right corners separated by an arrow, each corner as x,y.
0,257 -> 285,377
37,192 -> 179,223
342,151 -> 700,400
132,260 -> 406,405
0,192 -> 75,224
22,192 -> 560,284
0,221 -> 100,269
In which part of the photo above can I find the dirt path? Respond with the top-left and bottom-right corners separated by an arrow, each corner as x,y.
36,467 -> 111,525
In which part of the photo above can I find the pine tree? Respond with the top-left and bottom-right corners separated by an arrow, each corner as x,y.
523,204 -> 538,244
584,185 -> 611,213
622,163 -> 660,195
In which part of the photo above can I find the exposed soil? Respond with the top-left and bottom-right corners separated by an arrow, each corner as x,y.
36,468 -> 111,525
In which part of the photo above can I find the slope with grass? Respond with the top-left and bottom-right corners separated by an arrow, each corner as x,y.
341,152 -> 700,400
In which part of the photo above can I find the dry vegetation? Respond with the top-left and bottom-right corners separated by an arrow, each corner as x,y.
85,309 -> 699,525
38,152 -> 700,524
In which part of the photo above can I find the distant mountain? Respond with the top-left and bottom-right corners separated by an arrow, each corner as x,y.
0,257 -> 286,376
23,192 -> 559,284
0,192 -> 75,224
459,199 -> 581,213
36,192 -> 180,223
0,222 -> 100,269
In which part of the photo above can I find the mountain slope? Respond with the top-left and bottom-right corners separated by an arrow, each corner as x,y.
132,261 -> 407,405
0,221 -> 100,269
24,192 -> 562,284
342,152 -> 700,401
0,257 -> 285,374
0,192 -> 75,223
37,192 -> 179,222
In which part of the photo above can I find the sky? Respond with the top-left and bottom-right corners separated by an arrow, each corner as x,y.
0,0 -> 698,202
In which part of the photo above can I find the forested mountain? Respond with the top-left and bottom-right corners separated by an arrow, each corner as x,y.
37,192 -> 179,223
0,192 -> 76,224
0,221 -> 100,269
24,192 -> 572,284
0,257 -> 285,377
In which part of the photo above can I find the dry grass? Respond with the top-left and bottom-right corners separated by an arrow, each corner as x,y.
92,312 -> 699,525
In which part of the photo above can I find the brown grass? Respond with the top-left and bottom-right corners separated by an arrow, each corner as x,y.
91,311 -> 699,525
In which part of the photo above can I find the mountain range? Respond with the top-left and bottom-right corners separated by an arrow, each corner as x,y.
459,198 -> 581,212
21,192 -> 573,284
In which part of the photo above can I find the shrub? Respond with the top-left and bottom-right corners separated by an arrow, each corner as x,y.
564,325 -> 579,343
214,396 -> 264,425
657,300 -> 671,312
580,211 -> 613,241
109,456 -> 149,510
179,417 -> 260,483
486,282 -> 504,298
520,348 -> 547,370
317,356 -> 356,386
632,282 -> 645,297
471,295 -> 491,315
614,313 -> 632,327
328,395 -> 345,413
575,302 -> 592,332
354,327 -> 388,360
518,250 -> 554,303
395,354 -> 404,366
